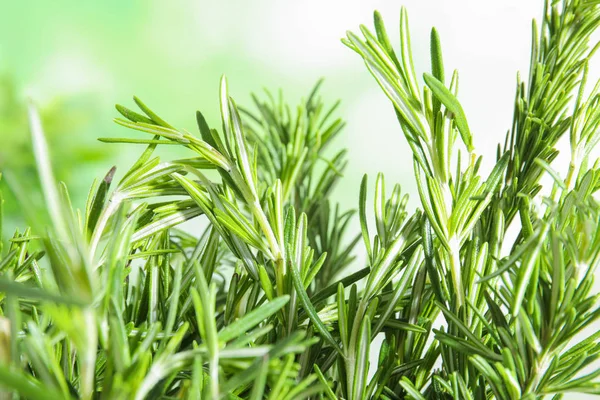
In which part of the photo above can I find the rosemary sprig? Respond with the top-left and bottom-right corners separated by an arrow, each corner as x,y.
1,0 -> 600,399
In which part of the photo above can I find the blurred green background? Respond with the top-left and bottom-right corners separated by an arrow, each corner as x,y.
0,0 -> 544,234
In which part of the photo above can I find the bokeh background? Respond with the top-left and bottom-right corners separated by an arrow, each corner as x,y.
0,0 -> 550,229
0,2 -> 598,397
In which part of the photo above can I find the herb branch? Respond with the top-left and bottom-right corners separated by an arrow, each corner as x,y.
1,0 -> 600,399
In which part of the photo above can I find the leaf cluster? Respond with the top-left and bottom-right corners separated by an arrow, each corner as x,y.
1,0 -> 600,399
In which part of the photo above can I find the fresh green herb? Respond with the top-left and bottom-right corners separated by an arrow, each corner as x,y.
1,0 -> 600,398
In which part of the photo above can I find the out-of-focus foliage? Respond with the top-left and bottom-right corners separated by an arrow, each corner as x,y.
0,75 -> 107,229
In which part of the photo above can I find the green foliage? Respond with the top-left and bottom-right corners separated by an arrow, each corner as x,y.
0,75 -> 108,233
1,0 -> 600,399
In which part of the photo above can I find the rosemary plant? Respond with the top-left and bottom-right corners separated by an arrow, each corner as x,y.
1,0 -> 600,399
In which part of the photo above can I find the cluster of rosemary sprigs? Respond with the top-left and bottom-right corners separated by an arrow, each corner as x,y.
1,0 -> 600,398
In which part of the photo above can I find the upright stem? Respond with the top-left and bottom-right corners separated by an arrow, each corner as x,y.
251,200 -> 282,261
346,300 -> 368,400
448,237 -> 464,310
524,351 -> 550,395
80,308 -> 97,400
565,160 -> 578,192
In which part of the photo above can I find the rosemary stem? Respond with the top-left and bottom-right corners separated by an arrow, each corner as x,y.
448,237 -> 464,309
346,300 -> 368,400
525,351 -> 550,395
251,200 -> 282,261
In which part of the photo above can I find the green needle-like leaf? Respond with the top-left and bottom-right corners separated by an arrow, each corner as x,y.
218,296 -> 289,343
423,73 -> 473,152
